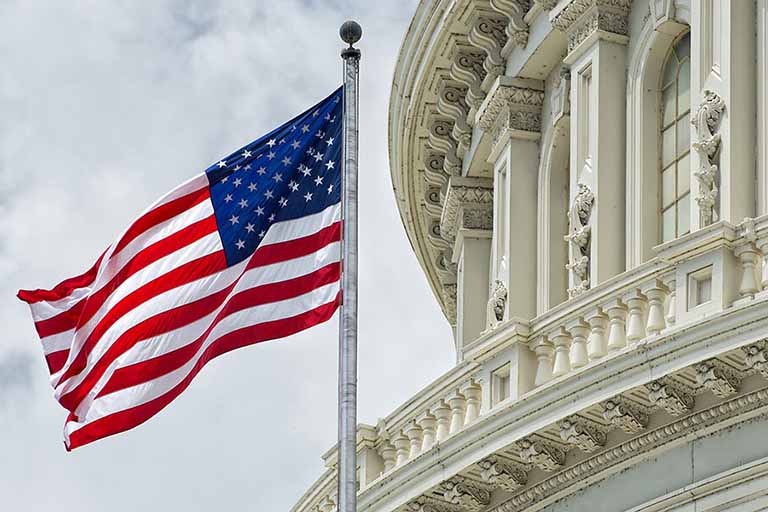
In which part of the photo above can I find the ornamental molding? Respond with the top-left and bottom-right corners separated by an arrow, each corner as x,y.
489,0 -> 530,57
602,397 -> 649,433
443,284 -> 458,326
558,415 -> 607,453
743,341 -> 768,378
478,78 -> 545,132
517,437 -> 566,471
436,81 -> 472,158
439,176 -> 494,241
441,477 -> 492,512
492,387 -> 768,512
551,0 -> 632,55
404,496 -> 460,512
468,14 -> 509,85
565,183 -> 594,298
646,378 -> 695,416
695,359 -> 741,398
478,456 -> 529,491
691,90 -> 726,226
426,115 -> 463,177
449,46 -> 488,112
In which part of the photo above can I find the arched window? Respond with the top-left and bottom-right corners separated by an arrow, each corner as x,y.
659,33 -> 691,243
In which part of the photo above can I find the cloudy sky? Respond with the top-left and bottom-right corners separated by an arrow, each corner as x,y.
0,1 -> 454,510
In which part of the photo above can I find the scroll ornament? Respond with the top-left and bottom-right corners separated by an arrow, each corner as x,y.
565,183 -> 594,297
691,90 -> 725,226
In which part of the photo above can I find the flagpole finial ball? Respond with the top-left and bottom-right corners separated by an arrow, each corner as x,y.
339,20 -> 362,46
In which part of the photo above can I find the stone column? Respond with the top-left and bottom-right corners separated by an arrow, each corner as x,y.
553,0 -> 630,290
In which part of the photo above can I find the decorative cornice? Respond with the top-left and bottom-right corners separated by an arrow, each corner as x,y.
743,341 -> 768,378
443,284 -> 458,326
449,47 -> 488,112
602,397 -> 649,433
441,477 -> 492,512
558,415 -> 607,453
518,437 -> 566,471
405,496 -> 459,512
439,176 -> 494,241
436,81 -> 471,158
646,379 -> 695,416
489,0 -> 530,57
552,0 -> 632,55
695,359 -> 741,398
478,78 -> 545,132
492,387 -> 768,512
478,456 -> 529,491
468,14 -> 508,83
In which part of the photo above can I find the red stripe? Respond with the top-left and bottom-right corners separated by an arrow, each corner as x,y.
97,262 -> 341,397
112,188 -> 209,256
65,295 -> 340,450
45,349 -> 70,375
17,251 -> 106,305
35,215 -> 218,340
55,220 -> 340,392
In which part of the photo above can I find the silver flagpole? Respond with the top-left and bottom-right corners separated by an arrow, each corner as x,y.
338,20 -> 361,512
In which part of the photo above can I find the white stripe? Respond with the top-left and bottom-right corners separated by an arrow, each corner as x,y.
53,207 -> 340,398
63,282 -> 339,442
261,202 -> 340,247
41,330 -> 74,355
68,241 -> 340,419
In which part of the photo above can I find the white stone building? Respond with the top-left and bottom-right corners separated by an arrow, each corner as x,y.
293,1 -> 768,510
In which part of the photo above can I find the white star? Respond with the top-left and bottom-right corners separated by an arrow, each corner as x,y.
291,140 -> 301,150
255,206 -> 265,216
224,194 -> 233,203
222,176 -> 229,183
229,215 -> 239,225
267,139 -> 276,148
234,165 -> 241,171
267,151 -> 276,160
291,125 -> 297,131
302,124 -> 310,133
268,213 -> 275,222
279,138 -> 286,144
301,166 -> 312,177
273,173 -> 283,183
248,182 -> 257,192
289,180 -> 299,192
233,177 -> 242,187
325,113 -> 331,121
281,156 -> 292,166
259,230 -> 266,238
279,197 -> 288,207
244,164 -> 252,170
238,198 -> 248,208
315,130 -> 325,139
236,239 -> 246,250
327,184 -> 334,194
242,150 -> 252,158
245,223 -> 255,233
307,147 -> 315,156
265,190 -> 274,199
314,175 -> 324,186
257,166 -> 267,175
325,160 -> 335,170
304,192 -> 313,202
312,110 -> 319,117
217,160 -> 227,168
326,137 -> 335,146
314,152 -> 324,162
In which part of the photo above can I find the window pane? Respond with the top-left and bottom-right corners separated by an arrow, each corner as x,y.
677,113 -> 690,156
678,60 -> 690,114
662,166 -> 676,208
662,126 -> 675,167
676,33 -> 690,60
662,206 -> 676,242
662,85 -> 676,126
678,154 -> 690,194
662,55 -> 678,89
678,194 -> 690,235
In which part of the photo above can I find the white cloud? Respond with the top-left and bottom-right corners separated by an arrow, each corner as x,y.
0,1 -> 453,510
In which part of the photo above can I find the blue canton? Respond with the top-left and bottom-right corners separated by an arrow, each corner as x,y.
205,88 -> 343,266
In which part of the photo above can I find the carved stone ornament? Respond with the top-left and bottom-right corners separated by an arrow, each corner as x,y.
489,0 -> 530,56
436,82 -> 471,157
468,15 -> 509,82
518,438 -> 566,471
646,379 -> 695,416
691,90 -> 726,226
477,79 -> 544,154
316,493 -> 337,512
551,0 -> 632,54
450,48 -> 488,111
427,116 -> 463,177
487,255 -> 509,330
478,456 -> 528,491
439,176 -> 494,241
405,496 -> 460,512
602,398 -> 649,433
695,359 -> 741,398
443,284 -> 458,326
565,183 -> 594,298
743,341 -> 768,378
534,0 -> 558,10
558,416 -> 607,453
441,477 -> 492,512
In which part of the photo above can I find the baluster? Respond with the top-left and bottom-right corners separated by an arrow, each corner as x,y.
758,238 -> 768,291
735,244 -> 761,299
664,276 -> 677,326
625,290 -> 648,343
550,329 -> 572,378
403,421 -> 423,459
606,299 -> 627,351
378,438 -> 396,472
393,432 -> 410,466
462,380 -> 482,424
418,413 -> 437,452
433,401 -> 451,442
585,308 -> 608,360
531,337 -> 554,386
567,319 -> 590,368
447,391 -> 467,434
643,280 -> 669,336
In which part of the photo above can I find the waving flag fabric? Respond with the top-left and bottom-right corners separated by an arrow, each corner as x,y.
18,88 -> 343,450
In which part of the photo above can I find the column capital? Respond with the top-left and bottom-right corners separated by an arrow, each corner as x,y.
551,0 -> 631,60
440,176 -> 494,242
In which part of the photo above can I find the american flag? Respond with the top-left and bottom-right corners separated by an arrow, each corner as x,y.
17,87 -> 344,450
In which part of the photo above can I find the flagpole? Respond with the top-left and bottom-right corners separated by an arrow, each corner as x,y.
338,20 -> 361,512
